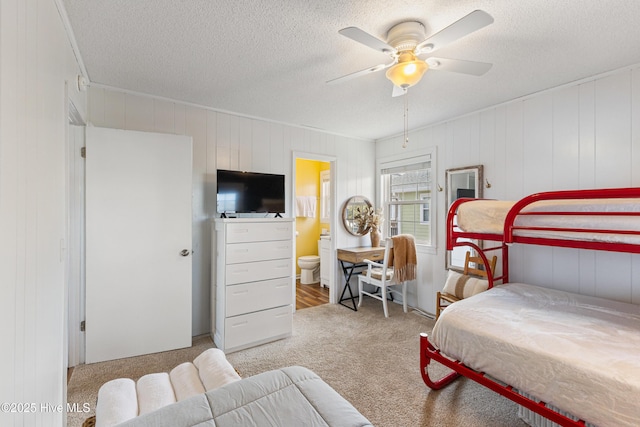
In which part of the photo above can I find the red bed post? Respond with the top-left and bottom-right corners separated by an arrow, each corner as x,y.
502,244 -> 509,283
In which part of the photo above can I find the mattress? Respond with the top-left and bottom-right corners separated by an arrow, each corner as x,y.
456,199 -> 640,244
431,283 -> 640,427
115,366 -> 373,427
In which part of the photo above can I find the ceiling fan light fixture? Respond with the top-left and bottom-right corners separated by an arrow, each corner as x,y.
385,56 -> 428,88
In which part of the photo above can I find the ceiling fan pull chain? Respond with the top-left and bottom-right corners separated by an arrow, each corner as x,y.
403,88 -> 409,148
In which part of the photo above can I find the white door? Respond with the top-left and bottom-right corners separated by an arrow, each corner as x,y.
85,127 -> 192,363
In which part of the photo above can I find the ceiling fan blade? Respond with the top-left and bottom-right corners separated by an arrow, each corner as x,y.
416,10 -> 493,54
326,60 -> 396,85
391,84 -> 406,97
426,57 -> 493,76
339,27 -> 396,54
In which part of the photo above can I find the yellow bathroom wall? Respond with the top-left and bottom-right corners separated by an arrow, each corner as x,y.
295,159 -> 329,274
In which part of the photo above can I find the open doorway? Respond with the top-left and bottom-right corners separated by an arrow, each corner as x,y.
292,153 -> 336,311
66,99 -> 86,368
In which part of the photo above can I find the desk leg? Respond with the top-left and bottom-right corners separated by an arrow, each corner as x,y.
338,260 -> 358,311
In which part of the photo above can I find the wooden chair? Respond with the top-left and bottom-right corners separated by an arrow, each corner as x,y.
436,251 -> 497,320
357,238 -> 413,318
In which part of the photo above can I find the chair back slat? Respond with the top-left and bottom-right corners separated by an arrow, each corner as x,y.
463,251 -> 497,278
381,238 -> 394,278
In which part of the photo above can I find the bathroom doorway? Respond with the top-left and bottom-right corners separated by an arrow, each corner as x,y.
292,153 -> 336,311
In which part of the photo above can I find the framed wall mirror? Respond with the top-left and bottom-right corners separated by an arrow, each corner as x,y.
445,165 -> 483,210
342,196 -> 372,236
445,165 -> 483,270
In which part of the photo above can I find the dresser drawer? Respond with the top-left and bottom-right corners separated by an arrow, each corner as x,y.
225,278 -> 291,317
226,221 -> 292,244
226,240 -> 292,264
225,258 -> 292,285
224,306 -> 292,351
337,247 -> 385,264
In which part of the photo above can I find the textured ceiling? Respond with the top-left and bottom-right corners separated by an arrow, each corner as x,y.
62,0 -> 640,140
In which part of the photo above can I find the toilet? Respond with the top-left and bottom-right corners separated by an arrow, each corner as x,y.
298,255 -> 320,285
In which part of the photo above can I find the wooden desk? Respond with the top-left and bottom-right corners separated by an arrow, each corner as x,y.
336,246 -> 385,311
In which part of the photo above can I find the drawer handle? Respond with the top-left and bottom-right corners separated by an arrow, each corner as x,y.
234,249 -> 249,253
231,290 -> 249,295
233,229 -> 249,234
275,284 -> 289,288
231,321 -> 248,328
276,265 -> 289,269
233,269 -> 249,273
275,313 -> 289,318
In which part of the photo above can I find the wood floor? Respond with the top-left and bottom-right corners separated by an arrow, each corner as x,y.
296,279 -> 329,310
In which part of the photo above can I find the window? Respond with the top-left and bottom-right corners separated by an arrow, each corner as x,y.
320,170 -> 330,223
420,194 -> 430,224
379,155 -> 433,246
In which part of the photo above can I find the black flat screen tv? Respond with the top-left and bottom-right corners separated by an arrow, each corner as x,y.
216,169 -> 285,214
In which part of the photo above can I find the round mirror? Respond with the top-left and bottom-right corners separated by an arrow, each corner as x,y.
342,196 -> 373,236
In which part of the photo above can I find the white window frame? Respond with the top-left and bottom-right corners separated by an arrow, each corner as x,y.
320,170 -> 330,223
376,148 -> 437,252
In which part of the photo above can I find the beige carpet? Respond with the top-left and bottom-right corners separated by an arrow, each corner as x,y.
67,299 -> 527,427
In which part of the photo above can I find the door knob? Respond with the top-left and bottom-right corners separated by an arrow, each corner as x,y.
180,249 -> 190,257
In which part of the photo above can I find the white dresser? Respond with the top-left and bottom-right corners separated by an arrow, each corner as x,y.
212,218 -> 294,353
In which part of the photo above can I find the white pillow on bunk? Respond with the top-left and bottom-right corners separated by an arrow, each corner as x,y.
442,269 -> 489,299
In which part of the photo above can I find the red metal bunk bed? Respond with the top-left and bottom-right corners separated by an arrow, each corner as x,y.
422,187 -> 640,427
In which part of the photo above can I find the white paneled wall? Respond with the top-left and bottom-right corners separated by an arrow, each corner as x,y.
377,65 -> 640,314
87,88 -> 376,334
0,0 -> 87,425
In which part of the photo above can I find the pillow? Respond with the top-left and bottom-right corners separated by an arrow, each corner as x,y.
442,269 -> 489,299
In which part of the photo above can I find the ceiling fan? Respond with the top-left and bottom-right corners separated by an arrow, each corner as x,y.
327,10 -> 494,96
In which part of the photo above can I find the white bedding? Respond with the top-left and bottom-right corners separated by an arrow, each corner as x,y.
456,199 -> 640,244
431,283 -> 640,427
